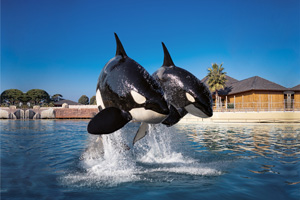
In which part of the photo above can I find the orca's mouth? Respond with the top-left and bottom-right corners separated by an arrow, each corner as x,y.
201,104 -> 213,118
185,103 -> 213,118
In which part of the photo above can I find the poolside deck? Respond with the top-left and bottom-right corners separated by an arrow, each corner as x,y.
179,111 -> 300,123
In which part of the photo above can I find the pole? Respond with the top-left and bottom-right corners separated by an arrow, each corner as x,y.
234,95 -> 236,112
242,95 -> 244,111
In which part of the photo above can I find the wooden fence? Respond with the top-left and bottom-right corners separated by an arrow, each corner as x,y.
214,100 -> 300,112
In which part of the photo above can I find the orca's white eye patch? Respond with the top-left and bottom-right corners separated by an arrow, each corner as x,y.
186,92 -> 195,103
131,90 -> 146,104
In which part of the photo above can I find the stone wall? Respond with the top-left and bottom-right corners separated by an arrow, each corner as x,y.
54,108 -> 98,119
0,105 -> 99,119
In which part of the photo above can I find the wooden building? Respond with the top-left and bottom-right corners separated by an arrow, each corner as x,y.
289,84 -> 300,110
202,75 -> 299,111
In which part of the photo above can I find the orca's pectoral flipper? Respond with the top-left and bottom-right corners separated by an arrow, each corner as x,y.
162,104 -> 182,127
133,122 -> 149,145
87,107 -> 132,135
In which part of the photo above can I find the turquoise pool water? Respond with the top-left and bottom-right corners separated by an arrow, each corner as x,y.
1,120 -> 299,199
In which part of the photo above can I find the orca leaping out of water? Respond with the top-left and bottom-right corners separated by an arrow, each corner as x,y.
87,33 -> 169,144
152,42 -> 213,126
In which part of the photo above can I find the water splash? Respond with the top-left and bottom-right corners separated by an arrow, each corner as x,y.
135,124 -> 195,164
62,124 -> 221,187
134,124 -> 221,177
63,130 -> 140,187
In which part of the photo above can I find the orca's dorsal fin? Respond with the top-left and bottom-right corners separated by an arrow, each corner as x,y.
162,42 -> 175,67
114,33 -> 128,58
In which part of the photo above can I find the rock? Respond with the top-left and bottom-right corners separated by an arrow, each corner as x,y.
40,108 -> 55,119
9,113 -> 16,119
25,109 -> 36,119
14,110 -> 21,119
21,110 -> 25,119
14,109 -> 25,119
33,113 -> 41,119
0,109 -> 9,119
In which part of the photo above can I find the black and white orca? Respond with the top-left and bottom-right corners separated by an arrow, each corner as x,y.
87,33 -> 169,144
152,42 -> 213,126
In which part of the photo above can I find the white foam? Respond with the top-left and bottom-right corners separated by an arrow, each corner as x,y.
61,124 -> 222,187
148,166 -> 222,176
63,130 -> 140,187
139,151 -> 192,164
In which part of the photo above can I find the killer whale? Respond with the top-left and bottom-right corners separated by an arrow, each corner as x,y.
88,33 -> 169,144
152,42 -> 213,126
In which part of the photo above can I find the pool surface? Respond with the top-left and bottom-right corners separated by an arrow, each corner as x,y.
1,120 -> 299,199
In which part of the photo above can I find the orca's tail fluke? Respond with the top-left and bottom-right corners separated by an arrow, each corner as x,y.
114,33 -> 128,58
162,42 -> 175,67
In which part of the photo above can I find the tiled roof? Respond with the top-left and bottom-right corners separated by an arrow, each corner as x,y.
290,84 -> 300,91
201,75 -> 290,95
228,76 -> 287,95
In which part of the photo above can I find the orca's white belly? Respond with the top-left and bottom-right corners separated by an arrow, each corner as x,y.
129,108 -> 167,124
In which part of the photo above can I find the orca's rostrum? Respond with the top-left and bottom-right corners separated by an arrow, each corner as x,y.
153,42 -> 213,126
87,33 -> 169,144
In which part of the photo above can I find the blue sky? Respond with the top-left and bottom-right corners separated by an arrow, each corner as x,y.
1,0 -> 299,101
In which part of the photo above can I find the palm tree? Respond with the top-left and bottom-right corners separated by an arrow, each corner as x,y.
207,63 -> 227,109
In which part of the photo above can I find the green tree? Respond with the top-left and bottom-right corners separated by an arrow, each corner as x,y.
207,63 -> 227,108
51,94 -> 63,102
18,93 -> 32,104
0,89 -> 24,105
78,95 -> 89,105
90,96 -> 96,105
26,89 -> 50,105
